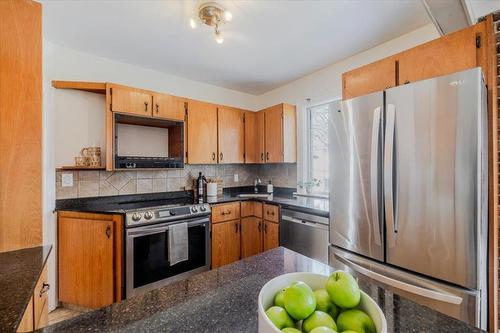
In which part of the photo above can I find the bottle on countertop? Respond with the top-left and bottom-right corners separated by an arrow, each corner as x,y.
197,172 -> 207,197
267,180 -> 273,194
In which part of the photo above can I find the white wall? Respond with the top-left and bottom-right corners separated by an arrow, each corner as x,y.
256,24 -> 439,183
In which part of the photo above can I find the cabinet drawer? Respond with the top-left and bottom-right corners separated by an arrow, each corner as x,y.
34,264 -> 49,329
241,201 -> 263,218
263,204 -> 279,223
212,202 -> 240,223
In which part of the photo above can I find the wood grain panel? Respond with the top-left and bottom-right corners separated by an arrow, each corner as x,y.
152,93 -> 185,121
263,221 -> 279,251
263,204 -> 279,223
17,296 -> 33,332
211,202 -> 240,223
0,0 -> 42,252
58,215 -> 115,308
218,106 -> 245,163
283,104 -> 297,163
342,56 -> 397,100
244,111 -> 265,163
264,105 -> 283,163
241,217 -> 263,258
110,84 -> 152,116
211,220 -> 240,268
186,100 -> 218,164
398,24 -> 482,84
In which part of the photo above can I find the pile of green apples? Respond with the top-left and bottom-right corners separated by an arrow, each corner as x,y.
265,271 -> 376,333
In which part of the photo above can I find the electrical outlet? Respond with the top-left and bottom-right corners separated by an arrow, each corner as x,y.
234,174 -> 239,182
61,173 -> 73,187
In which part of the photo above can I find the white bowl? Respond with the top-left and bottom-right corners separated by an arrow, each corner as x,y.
258,272 -> 387,333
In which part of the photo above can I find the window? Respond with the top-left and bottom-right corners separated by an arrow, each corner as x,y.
305,101 -> 338,195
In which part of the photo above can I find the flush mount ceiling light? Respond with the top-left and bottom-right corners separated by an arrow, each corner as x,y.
193,2 -> 232,44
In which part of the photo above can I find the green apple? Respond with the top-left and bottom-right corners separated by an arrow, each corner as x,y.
310,327 -> 338,333
274,286 -> 289,308
265,306 -> 295,329
314,289 -> 340,319
282,328 -> 302,333
302,311 -> 337,333
326,271 -> 361,308
284,281 -> 317,320
336,309 -> 376,333
341,331 -> 359,333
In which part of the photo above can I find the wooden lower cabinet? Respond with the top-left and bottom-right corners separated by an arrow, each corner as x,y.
241,217 -> 263,258
211,219 -> 241,268
263,220 -> 279,251
58,211 -> 123,309
17,263 -> 49,332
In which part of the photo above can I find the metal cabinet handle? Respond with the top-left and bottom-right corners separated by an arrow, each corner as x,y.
220,152 -> 223,162
106,225 -> 111,239
266,152 -> 270,160
258,222 -> 261,232
260,153 -> 264,161
221,210 -> 231,215
212,152 -> 216,161
264,223 -> 267,233
144,101 -> 148,112
234,222 -> 238,233
155,103 -> 159,113
39,282 -> 50,297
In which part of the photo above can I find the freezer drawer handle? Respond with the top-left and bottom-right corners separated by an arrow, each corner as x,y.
334,253 -> 463,305
370,106 -> 382,246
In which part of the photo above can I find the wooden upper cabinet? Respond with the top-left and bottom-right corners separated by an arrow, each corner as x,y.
152,93 -> 186,121
264,104 -> 296,163
342,56 -> 397,100
109,84 -> 153,116
244,111 -> 265,163
218,106 -> 245,163
398,22 -> 485,84
187,100 -> 218,164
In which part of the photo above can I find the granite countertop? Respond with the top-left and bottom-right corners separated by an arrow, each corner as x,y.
0,245 -> 52,333
41,247 -> 481,333
55,187 -> 329,218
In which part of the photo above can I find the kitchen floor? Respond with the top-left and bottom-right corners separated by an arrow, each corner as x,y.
48,307 -> 83,325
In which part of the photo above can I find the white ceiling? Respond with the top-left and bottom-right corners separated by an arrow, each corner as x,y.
42,0 -> 435,95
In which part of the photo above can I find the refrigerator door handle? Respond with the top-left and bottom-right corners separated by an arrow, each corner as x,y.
384,104 -> 397,247
334,252 -> 463,305
370,107 -> 382,246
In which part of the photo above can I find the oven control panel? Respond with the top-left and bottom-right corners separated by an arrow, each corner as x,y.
126,204 -> 211,227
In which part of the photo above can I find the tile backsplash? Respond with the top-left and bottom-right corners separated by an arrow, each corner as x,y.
56,164 -> 297,199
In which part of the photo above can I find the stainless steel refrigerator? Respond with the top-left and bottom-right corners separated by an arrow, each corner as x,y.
328,67 -> 488,329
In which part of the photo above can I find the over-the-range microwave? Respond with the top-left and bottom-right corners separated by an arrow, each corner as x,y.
113,113 -> 184,169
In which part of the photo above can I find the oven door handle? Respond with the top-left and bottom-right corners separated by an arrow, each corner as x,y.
127,217 -> 210,237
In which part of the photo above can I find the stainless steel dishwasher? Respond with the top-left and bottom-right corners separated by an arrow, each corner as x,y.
280,209 -> 329,264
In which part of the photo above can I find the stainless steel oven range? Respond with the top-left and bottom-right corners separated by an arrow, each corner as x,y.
125,203 -> 211,298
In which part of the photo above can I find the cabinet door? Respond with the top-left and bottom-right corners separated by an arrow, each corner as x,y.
211,220 -> 241,268
187,100 -> 218,164
244,111 -> 265,163
263,221 -> 279,251
110,84 -> 152,116
152,93 -> 185,121
399,23 -> 483,84
342,56 -> 397,100
264,105 -> 283,163
17,297 -> 33,333
241,217 -> 263,258
34,264 -> 48,329
58,217 -> 114,308
218,106 -> 245,163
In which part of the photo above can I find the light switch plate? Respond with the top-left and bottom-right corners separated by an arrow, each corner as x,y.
234,174 -> 239,182
61,173 -> 74,187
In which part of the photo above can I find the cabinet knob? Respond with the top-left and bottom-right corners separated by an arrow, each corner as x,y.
39,282 -> 50,297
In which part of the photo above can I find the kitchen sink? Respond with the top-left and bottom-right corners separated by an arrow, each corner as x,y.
236,193 -> 271,198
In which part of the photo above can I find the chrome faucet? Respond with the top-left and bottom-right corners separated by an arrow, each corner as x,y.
254,178 -> 261,193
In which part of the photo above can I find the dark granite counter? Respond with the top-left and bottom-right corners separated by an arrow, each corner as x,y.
55,188 -> 329,218
41,247 -> 481,333
0,245 -> 52,333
